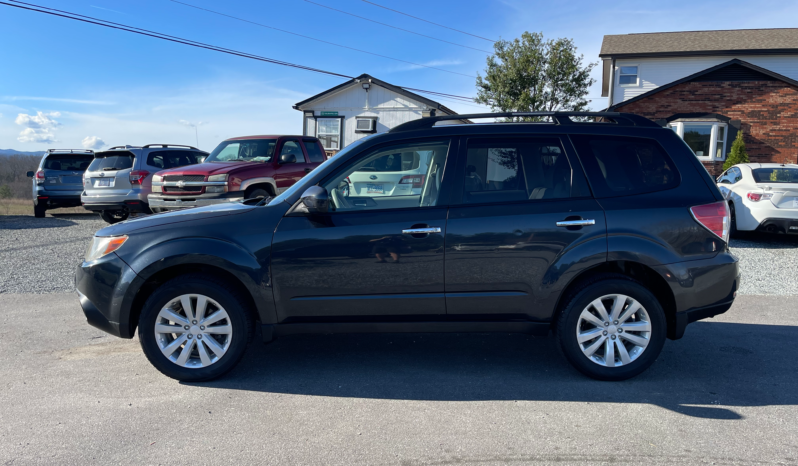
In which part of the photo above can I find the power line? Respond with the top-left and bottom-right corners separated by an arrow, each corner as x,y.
167,0 -> 476,78
361,0 -> 496,43
303,0 -> 492,54
1,0 -> 483,103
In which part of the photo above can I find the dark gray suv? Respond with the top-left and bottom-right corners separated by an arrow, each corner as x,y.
26,149 -> 94,218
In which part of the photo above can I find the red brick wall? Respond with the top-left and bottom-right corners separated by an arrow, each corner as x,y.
614,80 -> 798,176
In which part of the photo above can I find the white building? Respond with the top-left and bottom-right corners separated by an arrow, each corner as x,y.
293,74 -> 461,155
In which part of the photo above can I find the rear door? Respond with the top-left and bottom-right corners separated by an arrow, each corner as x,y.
444,135 -> 607,320
41,153 -> 93,191
84,151 -> 136,197
273,139 -> 309,193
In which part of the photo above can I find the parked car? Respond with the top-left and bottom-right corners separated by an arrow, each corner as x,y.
26,149 -> 94,218
81,144 -> 207,224
717,163 -> 798,235
75,112 -> 740,382
148,135 -> 327,212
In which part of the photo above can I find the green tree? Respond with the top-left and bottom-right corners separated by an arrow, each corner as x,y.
722,131 -> 749,171
475,32 -> 596,120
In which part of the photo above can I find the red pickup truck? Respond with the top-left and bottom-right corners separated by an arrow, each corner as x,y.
149,135 -> 326,212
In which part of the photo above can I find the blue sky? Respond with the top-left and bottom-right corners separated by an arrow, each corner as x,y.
2,0 -> 797,151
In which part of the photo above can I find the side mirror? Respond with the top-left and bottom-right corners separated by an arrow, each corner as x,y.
279,153 -> 296,164
26,171 -> 34,178
299,186 -> 329,214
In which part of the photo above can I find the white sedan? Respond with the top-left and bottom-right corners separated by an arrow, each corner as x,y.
716,163 -> 798,235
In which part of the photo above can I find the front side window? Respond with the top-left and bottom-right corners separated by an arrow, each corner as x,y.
619,66 -> 638,85
752,167 -> 798,183
323,140 -> 450,212
570,135 -> 679,198
463,138 -> 571,204
43,154 -> 94,171
669,122 -> 728,160
303,140 -> 326,163
205,139 -> 276,163
279,141 -> 305,163
317,118 -> 342,150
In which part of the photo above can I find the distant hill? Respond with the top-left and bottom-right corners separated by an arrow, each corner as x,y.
0,149 -> 46,156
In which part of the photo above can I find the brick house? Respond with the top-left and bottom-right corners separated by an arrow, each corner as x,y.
600,29 -> 798,176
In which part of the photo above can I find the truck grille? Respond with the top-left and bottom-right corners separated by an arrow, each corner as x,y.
164,186 -> 203,193
163,175 -> 205,182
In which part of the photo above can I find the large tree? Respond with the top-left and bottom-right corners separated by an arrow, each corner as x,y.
475,32 -> 596,118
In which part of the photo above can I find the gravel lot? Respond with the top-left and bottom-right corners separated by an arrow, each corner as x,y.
1,212 -> 797,295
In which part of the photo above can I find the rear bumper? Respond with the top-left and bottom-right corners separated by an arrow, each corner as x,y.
34,189 -> 83,207
755,218 -> 798,234
149,192 -> 244,211
82,200 -> 150,213
75,252 -> 140,338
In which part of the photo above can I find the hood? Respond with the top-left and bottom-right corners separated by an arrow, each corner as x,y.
96,202 -> 256,236
156,161 -> 267,177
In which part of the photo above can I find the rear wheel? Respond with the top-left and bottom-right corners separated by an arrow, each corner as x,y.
556,276 -> 666,381
729,202 -> 739,238
99,210 -> 129,224
33,203 -> 46,218
138,274 -> 253,382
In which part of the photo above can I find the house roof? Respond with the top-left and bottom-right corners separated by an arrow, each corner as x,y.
600,28 -> 798,58
608,59 -> 798,111
293,73 -> 459,115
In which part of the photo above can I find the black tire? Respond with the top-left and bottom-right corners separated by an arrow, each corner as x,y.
33,203 -> 46,218
556,275 -> 667,381
99,210 -> 129,224
245,188 -> 270,200
728,202 -> 740,239
138,274 -> 254,382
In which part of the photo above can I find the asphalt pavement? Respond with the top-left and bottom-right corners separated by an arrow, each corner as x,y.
0,293 -> 796,465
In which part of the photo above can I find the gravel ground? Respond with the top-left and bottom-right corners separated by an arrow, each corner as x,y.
1,212 -> 797,295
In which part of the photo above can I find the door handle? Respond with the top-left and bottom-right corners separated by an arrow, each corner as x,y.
402,227 -> 442,234
556,219 -> 595,227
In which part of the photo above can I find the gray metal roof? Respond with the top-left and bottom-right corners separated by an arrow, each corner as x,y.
600,28 -> 798,58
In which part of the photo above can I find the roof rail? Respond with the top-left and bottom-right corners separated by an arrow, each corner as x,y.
46,148 -> 94,153
105,145 -> 141,150
389,111 -> 660,133
142,144 -> 199,150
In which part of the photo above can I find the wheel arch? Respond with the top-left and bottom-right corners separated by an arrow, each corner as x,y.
240,177 -> 277,197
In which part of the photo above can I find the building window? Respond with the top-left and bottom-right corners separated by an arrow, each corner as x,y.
618,66 -> 638,86
668,121 -> 728,161
317,118 -> 341,151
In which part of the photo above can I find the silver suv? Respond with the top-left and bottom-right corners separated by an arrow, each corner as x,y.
26,149 -> 94,218
81,144 -> 208,224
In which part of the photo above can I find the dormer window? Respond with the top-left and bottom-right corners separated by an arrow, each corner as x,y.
618,66 -> 639,86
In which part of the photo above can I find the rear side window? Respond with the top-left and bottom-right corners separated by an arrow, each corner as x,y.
88,152 -> 135,172
570,135 -> 678,198
146,150 -> 207,170
43,154 -> 93,171
303,140 -> 326,163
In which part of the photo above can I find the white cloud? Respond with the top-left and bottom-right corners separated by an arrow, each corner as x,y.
178,120 -> 207,128
17,128 -> 58,144
15,111 -> 61,129
82,136 -> 106,150
397,59 -> 466,72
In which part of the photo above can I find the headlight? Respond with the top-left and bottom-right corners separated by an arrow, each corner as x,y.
208,174 -> 228,182
206,186 -> 226,193
152,174 -> 163,183
85,236 -> 128,262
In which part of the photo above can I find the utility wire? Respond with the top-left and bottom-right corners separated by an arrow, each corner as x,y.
361,0 -> 496,43
2,0 -> 483,103
168,0 -> 476,78
303,0 -> 491,54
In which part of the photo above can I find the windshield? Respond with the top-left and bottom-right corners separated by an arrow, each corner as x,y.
206,139 -> 277,163
752,167 -> 798,183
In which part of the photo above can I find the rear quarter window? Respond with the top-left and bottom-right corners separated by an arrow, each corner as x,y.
303,140 -> 326,163
147,150 -> 207,170
43,154 -> 94,171
89,153 -> 135,172
570,135 -> 679,198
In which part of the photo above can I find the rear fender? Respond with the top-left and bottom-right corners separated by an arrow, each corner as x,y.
537,234 -> 607,316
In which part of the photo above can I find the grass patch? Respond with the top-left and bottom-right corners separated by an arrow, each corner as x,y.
0,198 -> 89,216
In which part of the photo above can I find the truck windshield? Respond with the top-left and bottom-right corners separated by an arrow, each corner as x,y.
206,139 -> 277,163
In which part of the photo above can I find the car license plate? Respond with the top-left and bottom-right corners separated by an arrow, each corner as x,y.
367,183 -> 384,194
96,178 -> 112,187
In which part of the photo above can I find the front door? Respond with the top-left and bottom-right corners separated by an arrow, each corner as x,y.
445,135 -> 607,320
271,138 -> 454,320
273,139 -> 310,193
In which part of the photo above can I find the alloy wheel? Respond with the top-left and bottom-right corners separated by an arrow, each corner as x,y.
154,294 -> 233,368
576,294 -> 651,367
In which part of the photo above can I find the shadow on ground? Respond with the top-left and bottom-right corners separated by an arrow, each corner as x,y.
0,214 -> 82,229
731,232 -> 798,248
191,320 -> 797,420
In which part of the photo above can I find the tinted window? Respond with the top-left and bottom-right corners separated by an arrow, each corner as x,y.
303,140 -> 326,163
206,139 -> 276,163
88,153 -> 135,172
463,138 -> 571,204
280,141 -> 305,163
146,150 -> 206,170
356,151 -> 420,172
570,135 -> 678,198
43,154 -> 93,171
752,167 -> 798,183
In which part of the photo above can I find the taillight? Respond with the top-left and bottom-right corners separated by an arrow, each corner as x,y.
747,192 -> 773,202
35,170 -> 45,179
690,201 -> 729,243
129,170 -> 150,185
399,174 -> 426,188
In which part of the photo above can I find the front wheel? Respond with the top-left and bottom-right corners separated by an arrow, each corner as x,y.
138,274 -> 253,382
556,277 -> 666,381
99,210 -> 129,224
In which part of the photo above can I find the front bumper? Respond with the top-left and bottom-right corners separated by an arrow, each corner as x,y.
75,252 -> 140,338
149,192 -> 244,212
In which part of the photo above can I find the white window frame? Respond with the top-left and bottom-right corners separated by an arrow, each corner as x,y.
316,117 -> 342,151
618,65 -> 639,87
668,121 -> 728,161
